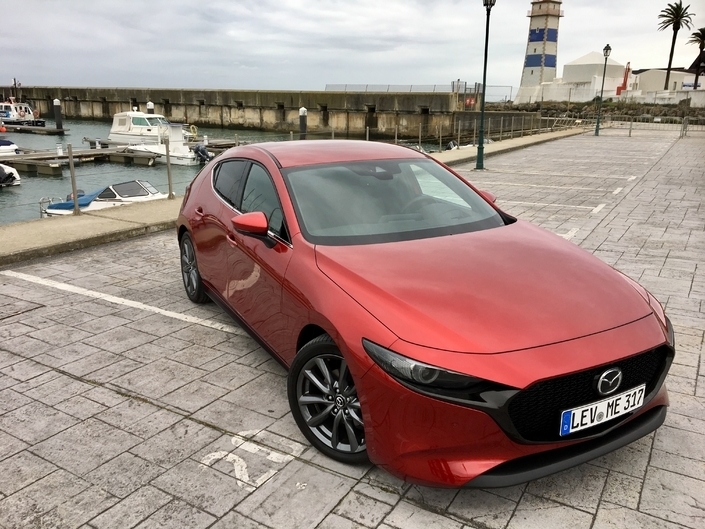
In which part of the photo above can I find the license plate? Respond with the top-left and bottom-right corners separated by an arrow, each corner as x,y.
560,384 -> 646,436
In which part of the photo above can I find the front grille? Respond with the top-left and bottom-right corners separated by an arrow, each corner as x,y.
507,346 -> 670,442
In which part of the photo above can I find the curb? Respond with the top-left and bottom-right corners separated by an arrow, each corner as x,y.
0,220 -> 176,267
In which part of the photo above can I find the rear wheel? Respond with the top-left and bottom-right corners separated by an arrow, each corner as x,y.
180,233 -> 208,304
288,335 -> 368,464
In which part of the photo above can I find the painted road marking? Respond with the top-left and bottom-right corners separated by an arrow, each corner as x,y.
472,181 -> 608,192
200,431 -> 299,490
628,176 -> 637,181
613,187 -> 624,195
501,200 -> 596,210
592,203 -> 607,214
0,270 -> 243,335
468,170 -> 642,180
559,228 -> 579,240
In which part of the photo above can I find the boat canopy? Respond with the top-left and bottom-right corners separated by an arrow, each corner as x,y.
47,189 -> 103,210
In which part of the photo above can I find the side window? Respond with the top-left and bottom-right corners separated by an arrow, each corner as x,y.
213,160 -> 248,208
241,164 -> 285,237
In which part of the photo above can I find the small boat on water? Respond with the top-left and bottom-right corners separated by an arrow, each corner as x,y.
108,111 -> 195,144
108,111 -> 205,165
0,139 -> 20,158
0,163 -> 20,187
0,97 -> 45,126
42,180 -> 167,217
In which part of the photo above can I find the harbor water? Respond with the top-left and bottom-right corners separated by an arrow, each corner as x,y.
0,120 -> 287,226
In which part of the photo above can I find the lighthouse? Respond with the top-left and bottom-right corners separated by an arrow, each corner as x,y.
514,0 -> 563,104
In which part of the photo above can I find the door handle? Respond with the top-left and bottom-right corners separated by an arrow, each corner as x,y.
194,207 -> 204,217
226,234 -> 238,247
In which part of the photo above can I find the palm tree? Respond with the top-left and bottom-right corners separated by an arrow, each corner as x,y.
688,28 -> 705,89
658,1 -> 695,90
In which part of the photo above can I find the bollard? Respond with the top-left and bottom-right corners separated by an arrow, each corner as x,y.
511,116 -> 515,139
290,131 -> 294,141
56,143 -> 63,156
203,135 -> 208,146
67,144 -> 80,216
366,126 -> 369,141
165,138 -> 174,199
299,107 -> 307,140
499,118 -> 503,141
53,99 -> 63,131
236,134 -> 239,147
146,101 -> 154,114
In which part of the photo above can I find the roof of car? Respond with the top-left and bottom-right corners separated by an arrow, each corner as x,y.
251,140 -> 427,168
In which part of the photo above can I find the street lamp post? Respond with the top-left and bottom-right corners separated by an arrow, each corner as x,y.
594,44 -> 611,136
476,0 -> 496,170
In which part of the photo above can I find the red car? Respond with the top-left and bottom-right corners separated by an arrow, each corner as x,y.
176,140 -> 673,487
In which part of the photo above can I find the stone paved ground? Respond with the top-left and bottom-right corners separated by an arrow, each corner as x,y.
0,128 -> 702,529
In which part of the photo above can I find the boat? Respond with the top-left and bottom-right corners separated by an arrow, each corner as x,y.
0,97 -> 45,126
0,163 -> 20,187
42,180 -> 167,217
108,110 -> 195,144
0,139 -> 20,158
108,111 -> 205,165
126,124 -> 203,165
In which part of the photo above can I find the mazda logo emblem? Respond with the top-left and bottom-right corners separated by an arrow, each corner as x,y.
596,368 -> 623,396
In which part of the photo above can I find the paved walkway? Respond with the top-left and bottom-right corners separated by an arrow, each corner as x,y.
0,128 -> 702,528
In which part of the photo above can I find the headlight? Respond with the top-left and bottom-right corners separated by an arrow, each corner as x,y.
362,339 -> 516,405
666,316 -> 675,348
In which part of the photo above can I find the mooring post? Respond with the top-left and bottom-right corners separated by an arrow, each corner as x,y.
366,126 -> 370,141
236,134 -> 239,146
53,99 -> 63,131
511,116 -> 515,139
146,101 -> 155,115
299,107 -> 307,140
332,128 -> 335,139
67,144 -> 80,216
165,138 -> 174,199
418,123 -> 422,149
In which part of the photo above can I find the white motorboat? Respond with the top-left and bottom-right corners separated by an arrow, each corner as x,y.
126,124 -> 203,166
108,111 -> 194,144
0,163 -> 20,187
0,139 -> 20,158
43,180 -> 167,216
0,97 -> 45,126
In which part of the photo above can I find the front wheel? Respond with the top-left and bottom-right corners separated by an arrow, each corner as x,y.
179,232 -> 209,304
287,335 -> 368,464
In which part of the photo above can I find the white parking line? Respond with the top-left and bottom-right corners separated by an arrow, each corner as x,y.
559,228 -> 579,240
592,203 -> 607,213
501,200 -> 596,209
473,181 -> 608,192
613,187 -> 623,195
0,270 -> 242,335
471,170 -> 641,180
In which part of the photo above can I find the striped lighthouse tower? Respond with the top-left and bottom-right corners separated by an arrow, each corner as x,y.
515,0 -> 563,104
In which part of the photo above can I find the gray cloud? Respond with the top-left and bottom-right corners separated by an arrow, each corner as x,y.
5,0 -> 702,92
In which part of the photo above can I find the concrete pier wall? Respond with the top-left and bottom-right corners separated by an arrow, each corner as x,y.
4,86 -> 537,138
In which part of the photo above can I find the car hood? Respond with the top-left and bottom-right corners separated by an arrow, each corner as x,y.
315,221 -> 653,354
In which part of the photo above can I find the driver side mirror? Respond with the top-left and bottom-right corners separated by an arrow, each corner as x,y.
479,190 -> 496,203
231,212 -> 276,248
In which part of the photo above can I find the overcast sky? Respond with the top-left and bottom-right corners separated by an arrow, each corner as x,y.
5,0 -> 704,98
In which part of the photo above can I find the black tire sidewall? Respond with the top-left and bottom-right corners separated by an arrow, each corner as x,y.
287,335 -> 368,465
180,232 -> 209,304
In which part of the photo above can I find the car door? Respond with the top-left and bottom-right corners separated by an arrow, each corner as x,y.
191,159 -> 249,294
224,162 -> 294,355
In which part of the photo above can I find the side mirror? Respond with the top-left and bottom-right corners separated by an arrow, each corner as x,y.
231,211 -> 269,237
480,190 -> 496,203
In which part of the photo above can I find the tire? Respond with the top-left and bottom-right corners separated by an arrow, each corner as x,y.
288,335 -> 368,464
179,232 -> 209,304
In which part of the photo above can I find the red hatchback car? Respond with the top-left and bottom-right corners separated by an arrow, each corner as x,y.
176,140 -> 674,487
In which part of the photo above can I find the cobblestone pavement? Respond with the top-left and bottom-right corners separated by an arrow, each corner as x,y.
0,129 -> 702,529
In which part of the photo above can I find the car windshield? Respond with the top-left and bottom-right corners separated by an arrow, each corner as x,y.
283,158 -> 506,245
